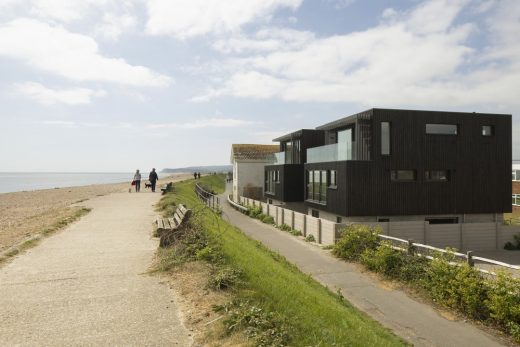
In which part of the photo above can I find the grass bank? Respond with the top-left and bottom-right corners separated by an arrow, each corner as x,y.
156,175 -> 405,346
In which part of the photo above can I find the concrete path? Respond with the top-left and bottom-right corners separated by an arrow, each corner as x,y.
220,192 -> 506,347
0,192 -> 191,346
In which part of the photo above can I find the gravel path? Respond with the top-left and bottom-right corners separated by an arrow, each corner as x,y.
0,192 -> 192,346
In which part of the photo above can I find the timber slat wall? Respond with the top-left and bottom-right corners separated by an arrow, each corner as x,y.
306,109 -> 512,217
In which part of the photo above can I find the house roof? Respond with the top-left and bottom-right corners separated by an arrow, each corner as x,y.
231,144 -> 279,161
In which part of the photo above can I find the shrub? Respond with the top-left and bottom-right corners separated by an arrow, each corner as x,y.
215,300 -> 290,346
486,271 -> 520,341
196,245 -> 224,264
333,224 -> 380,261
305,234 -> 316,242
425,254 -> 488,319
291,229 -> 303,236
361,242 -> 406,278
210,265 -> 243,290
257,213 -> 267,221
279,224 -> 292,231
248,205 -> 263,218
261,215 -> 275,224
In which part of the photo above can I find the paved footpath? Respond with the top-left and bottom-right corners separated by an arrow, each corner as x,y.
220,191 -> 506,347
0,192 -> 191,346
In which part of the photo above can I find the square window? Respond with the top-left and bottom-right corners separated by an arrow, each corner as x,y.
482,125 -> 494,136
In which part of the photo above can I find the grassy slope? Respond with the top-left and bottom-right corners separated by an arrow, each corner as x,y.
162,175 -> 405,346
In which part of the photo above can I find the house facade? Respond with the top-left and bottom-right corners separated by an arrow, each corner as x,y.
230,144 -> 279,202
512,163 -> 520,213
265,108 -> 512,224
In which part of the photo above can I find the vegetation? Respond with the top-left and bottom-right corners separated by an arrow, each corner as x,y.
504,234 -> 520,250
334,224 -> 520,342
156,175 -> 405,346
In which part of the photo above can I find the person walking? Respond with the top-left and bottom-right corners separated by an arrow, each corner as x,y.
197,172 -> 201,179
133,169 -> 141,192
149,168 -> 159,192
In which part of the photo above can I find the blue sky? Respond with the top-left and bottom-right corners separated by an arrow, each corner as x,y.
0,0 -> 519,172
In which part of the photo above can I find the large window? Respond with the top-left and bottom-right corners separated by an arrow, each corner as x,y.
265,170 -> 278,194
306,170 -> 327,204
426,124 -> 458,135
513,194 -> 520,206
337,128 -> 353,160
381,122 -> 390,155
390,170 -> 416,181
425,170 -> 449,182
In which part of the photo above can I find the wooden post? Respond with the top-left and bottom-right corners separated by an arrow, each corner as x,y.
407,239 -> 414,256
291,211 -> 295,229
318,219 -> 322,244
303,214 -> 307,237
466,251 -> 474,267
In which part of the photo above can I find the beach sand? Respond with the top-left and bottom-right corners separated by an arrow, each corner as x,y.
0,173 -> 191,255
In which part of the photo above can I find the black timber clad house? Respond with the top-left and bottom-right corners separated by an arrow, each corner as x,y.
265,108 -> 512,222
264,129 -> 324,203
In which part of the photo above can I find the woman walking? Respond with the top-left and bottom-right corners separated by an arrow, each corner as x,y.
133,169 -> 142,192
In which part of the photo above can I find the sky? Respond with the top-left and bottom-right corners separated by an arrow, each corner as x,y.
0,0 -> 519,172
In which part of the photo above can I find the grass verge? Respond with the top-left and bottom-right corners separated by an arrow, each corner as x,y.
155,175 -> 406,347
0,207 -> 91,265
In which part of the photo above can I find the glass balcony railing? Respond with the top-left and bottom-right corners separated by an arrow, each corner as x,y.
272,152 -> 285,164
306,142 -> 356,163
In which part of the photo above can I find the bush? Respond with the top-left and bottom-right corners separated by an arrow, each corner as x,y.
261,215 -> 275,224
248,205 -> 263,218
291,229 -> 303,236
279,224 -> 292,231
486,271 -> 520,341
305,234 -> 315,242
333,224 -> 380,261
210,265 -> 243,290
504,234 -> 520,250
425,254 -> 488,319
257,213 -> 267,221
215,300 -> 290,346
361,242 -> 406,278
196,245 -> 224,264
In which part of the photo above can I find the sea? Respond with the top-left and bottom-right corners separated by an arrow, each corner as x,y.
0,172 -> 134,194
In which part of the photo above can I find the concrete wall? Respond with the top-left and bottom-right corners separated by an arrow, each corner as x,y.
238,196 -> 520,251
233,161 -> 269,202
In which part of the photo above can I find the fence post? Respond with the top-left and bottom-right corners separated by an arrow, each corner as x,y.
280,208 -> 284,225
303,214 -> 307,237
407,239 -> 414,256
466,251 -> 474,267
291,211 -> 295,229
318,219 -> 322,244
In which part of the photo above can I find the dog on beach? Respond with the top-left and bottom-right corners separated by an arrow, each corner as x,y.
144,182 -> 152,189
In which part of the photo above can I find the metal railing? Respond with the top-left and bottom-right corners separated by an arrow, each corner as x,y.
227,194 -> 249,213
378,234 -> 520,276
194,182 -> 220,210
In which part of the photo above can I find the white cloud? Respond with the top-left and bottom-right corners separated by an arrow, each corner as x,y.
94,13 -> 137,40
0,18 -> 172,87
148,118 -> 259,129
14,82 -> 106,105
145,0 -> 302,39
194,0 -> 520,108
324,0 -> 356,10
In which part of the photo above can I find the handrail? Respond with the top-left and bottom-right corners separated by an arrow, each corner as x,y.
194,182 -> 220,210
227,194 -> 249,213
472,256 -> 520,270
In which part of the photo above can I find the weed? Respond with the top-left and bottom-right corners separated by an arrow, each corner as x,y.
278,224 -> 292,231
261,215 -> 275,225
210,266 -> 243,290
290,229 -> 302,236
305,234 -> 316,242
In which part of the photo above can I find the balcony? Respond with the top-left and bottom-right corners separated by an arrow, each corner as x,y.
306,142 -> 356,163
271,152 -> 285,164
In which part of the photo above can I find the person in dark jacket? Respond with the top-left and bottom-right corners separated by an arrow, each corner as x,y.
149,168 -> 159,192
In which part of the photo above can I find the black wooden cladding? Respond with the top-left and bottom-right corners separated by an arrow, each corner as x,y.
265,164 -> 304,202
303,108 -> 512,216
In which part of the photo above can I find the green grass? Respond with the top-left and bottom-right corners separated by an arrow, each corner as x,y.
198,174 -> 225,194
159,175 -> 406,346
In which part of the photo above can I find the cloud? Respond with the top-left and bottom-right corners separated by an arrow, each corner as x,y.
193,0 -> 520,109
14,82 -> 106,105
144,0 -> 302,39
324,0 -> 356,10
148,118 -> 259,129
94,13 -> 137,40
0,18 -> 172,87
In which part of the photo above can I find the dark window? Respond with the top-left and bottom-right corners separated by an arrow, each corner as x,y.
390,170 -> 416,181
275,170 -> 280,182
425,170 -> 450,182
265,170 -> 276,194
425,217 -> 459,224
426,124 -> 458,135
311,210 -> 320,218
306,170 -> 327,204
482,125 -> 494,136
336,216 -> 342,223
329,170 -> 337,187
268,199 -> 273,204
378,218 -> 390,222
381,122 -> 390,155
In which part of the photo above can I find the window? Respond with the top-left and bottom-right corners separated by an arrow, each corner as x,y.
513,194 -> 520,206
275,170 -> 280,182
425,217 -> 459,224
265,170 -> 277,194
513,170 -> 520,181
381,122 -> 390,155
311,210 -> 320,218
306,170 -> 327,204
336,216 -> 342,223
426,124 -> 458,135
390,170 -> 416,181
482,125 -> 494,136
378,218 -> 390,222
425,170 -> 450,182
329,170 -> 337,188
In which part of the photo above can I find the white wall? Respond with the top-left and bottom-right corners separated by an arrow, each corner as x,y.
232,160 -> 268,201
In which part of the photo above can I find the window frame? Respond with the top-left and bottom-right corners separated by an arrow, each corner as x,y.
425,170 -> 450,182
425,123 -> 459,135
390,170 -> 417,182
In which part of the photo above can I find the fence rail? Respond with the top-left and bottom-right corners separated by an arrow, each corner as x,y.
378,234 -> 520,276
194,183 -> 220,211
227,194 -> 248,213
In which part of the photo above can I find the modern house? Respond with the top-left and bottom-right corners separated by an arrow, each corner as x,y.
230,144 -> 279,202
265,108 -> 512,224
512,163 -> 520,213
